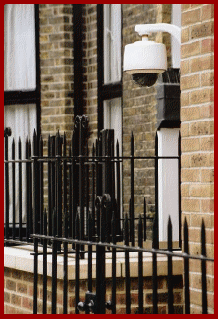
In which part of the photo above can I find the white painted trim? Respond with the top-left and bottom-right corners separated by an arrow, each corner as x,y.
157,128 -> 180,242
172,4 -> 181,68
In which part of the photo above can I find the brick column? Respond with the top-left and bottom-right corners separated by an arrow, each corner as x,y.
180,4 -> 214,314
39,4 -> 74,143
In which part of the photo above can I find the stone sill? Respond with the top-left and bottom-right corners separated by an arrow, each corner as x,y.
4,246 -> 183,280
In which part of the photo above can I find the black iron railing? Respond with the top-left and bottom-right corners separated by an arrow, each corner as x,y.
4,116 -> 214,314
4,115 -> 181,247
5,115 -> 180,246
31,211 -> 214,314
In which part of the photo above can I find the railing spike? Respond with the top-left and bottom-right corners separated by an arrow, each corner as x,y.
183,217 -> 190,314
201,218 -> 208,314
143,198 -> 147,241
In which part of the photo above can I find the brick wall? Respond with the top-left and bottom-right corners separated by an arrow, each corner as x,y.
180,4 -> 214,314
4,267 -> 183,314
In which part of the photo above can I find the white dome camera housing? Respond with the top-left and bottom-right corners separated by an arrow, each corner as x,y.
123,23 -> 181,87
124,37 -> 167,87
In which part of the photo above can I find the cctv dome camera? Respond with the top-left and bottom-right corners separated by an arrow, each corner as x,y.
123,33 -> 167,87
123,23 -> 181,87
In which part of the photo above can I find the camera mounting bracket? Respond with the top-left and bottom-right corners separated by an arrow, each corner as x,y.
135,23 -> 181,45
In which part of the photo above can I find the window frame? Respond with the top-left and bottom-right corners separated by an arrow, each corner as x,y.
4,4 -> 41,137
97,4 -> 123,136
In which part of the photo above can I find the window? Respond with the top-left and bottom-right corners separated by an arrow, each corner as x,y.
4,4 -> 40,229
4,4 -> 40,136
103,4 -> 122,85
103,4 -> 122,155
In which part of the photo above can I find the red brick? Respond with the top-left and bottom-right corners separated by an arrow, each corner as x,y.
22,297 -> 33,310
202,4 -> 214,21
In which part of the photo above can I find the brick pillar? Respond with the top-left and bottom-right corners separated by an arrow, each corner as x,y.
180,4 -> 214,314
84,4 -> 98,148
39,4 -> 74,143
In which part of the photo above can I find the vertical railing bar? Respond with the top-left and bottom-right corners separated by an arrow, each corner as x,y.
88,211 -> 93,294
33,129 -> 39,317
68,146 -> 72,239
85,212 -> 92,315
152,213 -> 158,314
95,196 -> 106,314
178,131 -> 182,248
12,139 -> 16,240
116,140 -> 121,236
201,220 -> 208,314
56,131 -> 62,248
96,196 -> 101,238
96,139 -> 100,197
48,135 -> 52,237
99,134 -> 103,196
143,198 -> 147,242
29,140 -> 33,237
52,210 -> 57,314
96,136 -> 102,197
4,133 -> 9,241
33,129 -> 39,235
63,209 -> 68,314
105,186 -> 110,244
75,213 -> 80,314
100,197 -> 106,314
51,136 -> 56,236
43,209 -> 47,314
110,137 -> 115,240
155,132 -> 159,247
26,138 -> 30,242
79,118 -> 84,247
95,209 -> 101,314
63,133 -> 67,216
138,215 -> 143,314
111,212 -> 117,314
33,237 -> 38,314
86,144 -> 89,238
39,135 -> 43,240
167,217 -> 174,314
92,144 -> 96,230
129,198 -> 131,242
130,132 -> 135,247
72,132 -> 77,246
184,218 -> 190,314
125,214 -> 131,314
19,137 -> 22,241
